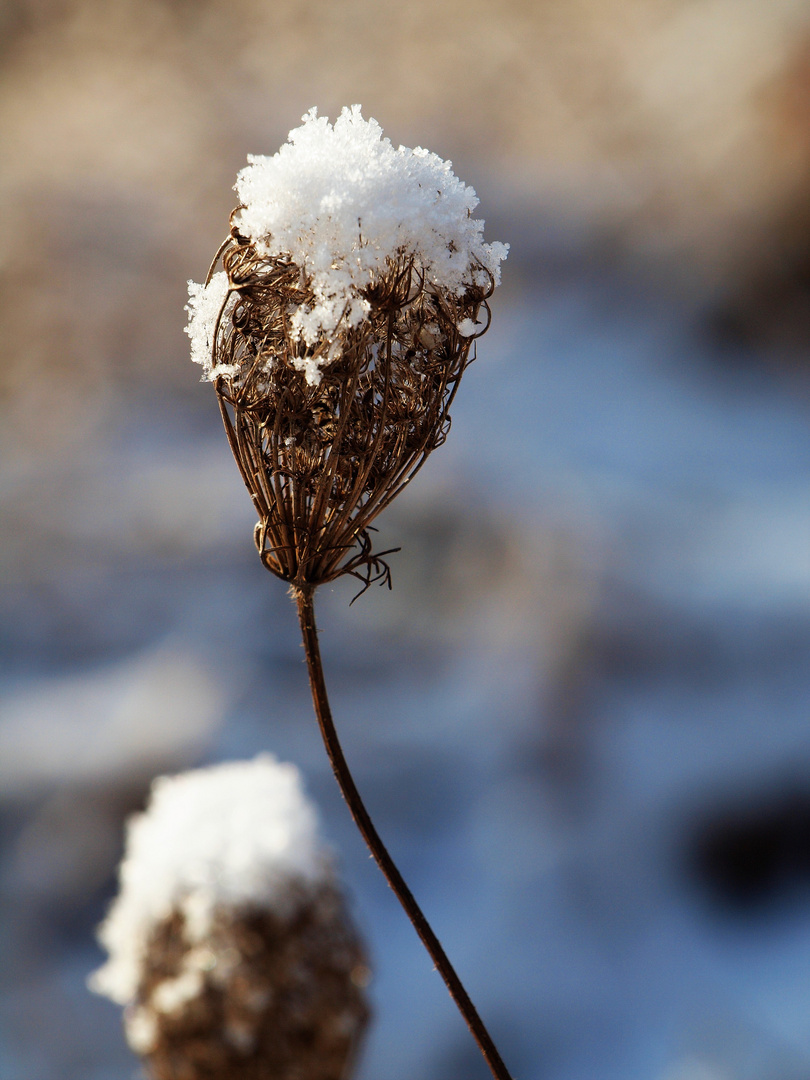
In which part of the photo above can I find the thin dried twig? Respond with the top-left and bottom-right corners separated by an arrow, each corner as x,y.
295,586 -> 513,1080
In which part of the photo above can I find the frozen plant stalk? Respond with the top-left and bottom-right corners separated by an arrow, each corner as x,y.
90,756 -> 370,1080
187,106 -> 511,1080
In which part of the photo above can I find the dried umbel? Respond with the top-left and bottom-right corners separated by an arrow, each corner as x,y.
90,756 -> 370,1080
187,105 -> 506,594
127,887 -> 369,1080
208,235 -> 492,592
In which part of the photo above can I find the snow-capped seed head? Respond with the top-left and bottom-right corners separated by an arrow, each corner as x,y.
230,105 -> 507,352
119,890 -> 369,1080
186,107 -> 506,594
90,756 -> 370,1080
185,106 -> 507,386
89,755 -> 331,1007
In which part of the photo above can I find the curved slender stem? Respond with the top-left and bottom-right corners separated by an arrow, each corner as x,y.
294,586 -> 513,1080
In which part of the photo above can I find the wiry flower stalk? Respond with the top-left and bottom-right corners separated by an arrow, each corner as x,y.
188,106 -> 510,1080
296,588 -> 512,1080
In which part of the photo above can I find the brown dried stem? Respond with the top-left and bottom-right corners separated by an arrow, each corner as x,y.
295,586 -> 513,1080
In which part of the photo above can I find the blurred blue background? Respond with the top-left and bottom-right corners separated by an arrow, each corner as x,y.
4,2 -> 810,1078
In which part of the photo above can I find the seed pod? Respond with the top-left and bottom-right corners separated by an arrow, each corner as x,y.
186,107 -> 507,595
210,238 -> 493,593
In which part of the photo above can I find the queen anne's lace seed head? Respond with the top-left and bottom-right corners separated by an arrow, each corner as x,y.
90,756 -> 370,1080
186,107 -> 507,594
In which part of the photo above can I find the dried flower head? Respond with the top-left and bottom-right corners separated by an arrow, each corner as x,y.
124,885 -> 369,1080
186,106 -> 507,594
90,756 -> 370,1080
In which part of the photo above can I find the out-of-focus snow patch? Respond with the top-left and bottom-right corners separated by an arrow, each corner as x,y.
90,755 -> 330,1006
0,643 -> 225,797
660,1059 -> 724,1080
662,495 -> 810,609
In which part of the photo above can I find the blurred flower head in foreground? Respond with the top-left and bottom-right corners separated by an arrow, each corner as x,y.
186,106 -> 507,593
90,755 -> 370,1080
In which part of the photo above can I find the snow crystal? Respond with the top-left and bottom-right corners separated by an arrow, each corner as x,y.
184,272 -> 235,381
89,754 -> 330,1006
457,318 -> 479,338
186,106 -> 508,384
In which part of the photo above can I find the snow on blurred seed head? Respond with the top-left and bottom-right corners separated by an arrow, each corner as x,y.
91,755 -> 370,1080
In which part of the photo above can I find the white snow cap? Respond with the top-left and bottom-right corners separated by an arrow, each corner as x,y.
185,272 -> 235,382
90,754 -> 330,1006
186,105 -> 508,382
